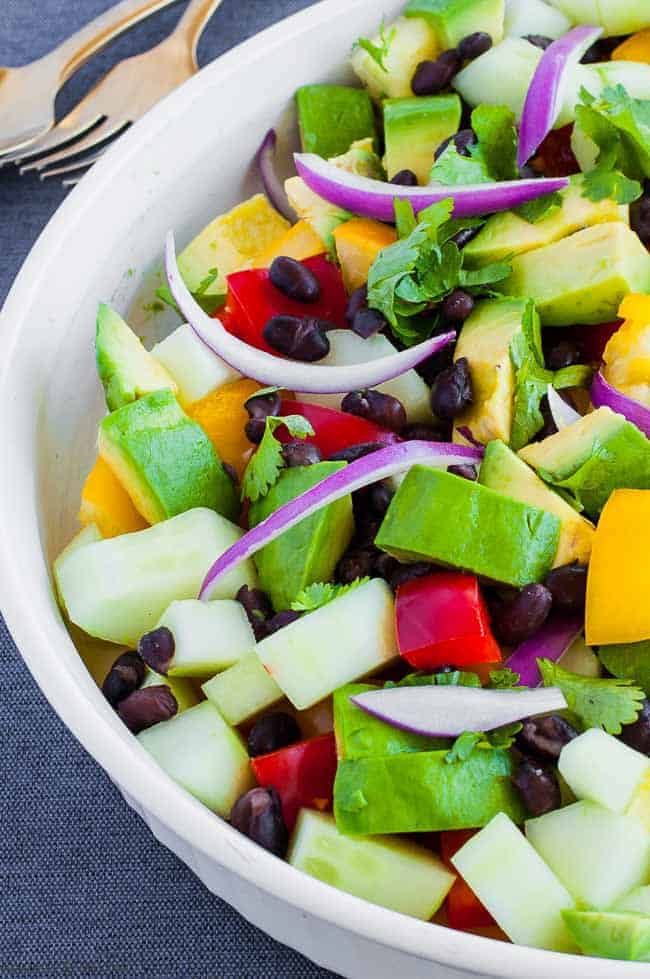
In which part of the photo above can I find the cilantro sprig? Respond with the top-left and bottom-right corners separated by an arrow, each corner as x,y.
353,20 -> 396,72
539,658 -> 645,735
430,104 -> 519,187
291,578 -> 369,613
241,414 -> 314,502
575,85 -> 648,204
445,723 -> 522,764
156,267 -> 226,316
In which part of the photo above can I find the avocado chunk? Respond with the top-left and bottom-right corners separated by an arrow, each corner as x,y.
334,683 -> 446,760
383,94 -> 461,185
480,440 -> 595,567
99,389 -> 238,524
463,176 -> 628,268
563,911 -> 650,962
452,298 -> 526,445
334,747 -> 526,834
405,0 -> 505,48
351,16 -> 439,101
503,223 -> 650,326
296,85 -> 377,159
518,407 -> 650,517
249,462 -> 354,612
95,304 -> 177,412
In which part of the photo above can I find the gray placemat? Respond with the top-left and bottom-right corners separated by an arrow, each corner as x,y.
1,2 -> 338,975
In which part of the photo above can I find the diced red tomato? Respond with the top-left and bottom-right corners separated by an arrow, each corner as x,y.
396,573 -> 501,670
531,124 -> 580,177
440,830 -> 496,930
224,254 -> 349,353
278,399 -> 399,459
251,732 -> 338,832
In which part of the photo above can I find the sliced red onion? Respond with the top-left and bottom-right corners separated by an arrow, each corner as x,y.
350,685 -> 567,738
165,233 -> 456,394
294,153 -> 569,222
256,128 -> 295,222
547,383 -> 581,430
506,614 -> 584,688
199,440 -> 483,599
517,25 -> 602,168
591,371 -> 650,439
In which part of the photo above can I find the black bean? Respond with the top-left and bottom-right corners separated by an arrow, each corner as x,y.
630,191 -> 650,246
263,315 -> 331,361
367,481 -> 394,517
245,389 -> 282,443
620,700 -> 650,756
434,128 -> 476,161
390,169 -> 418,186
389,562 -> 435,590
546,340 -> 584,371
534,394 -> 558,442
492,583 -> 553,646
516,715 -> 578,761
458,31 -> 492,59
442,289 -> 474,323
524,34 -> 554,50
412,50 -> 461,96
269,255 -> 320,303
117,685 -> 177,734
448,464 -> 477,481
452,225 -> 481,249
415,342 -> 455,387
512,758 -> 561,816
431,357 -> 473,420
336,548 -> 377,584
580,35 -> 622,64
401,421 -> 450,442
230,787 -> 288,857
328,441 -> 384,463
373,551 -> 399,581
341,389 -> 406,432
265,610 -> 303,635
352,307 -> 387,339
138,626 -> 175,675
102,651 -> 145,707
544,563 -> 588,615
237,584 -> 273,641
345,285 -> 368,323
247,712 -> 301,757
352,515 -> 382,549
281,440 -> 322,468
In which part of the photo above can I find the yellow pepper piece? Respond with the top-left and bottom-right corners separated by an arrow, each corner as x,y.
586,489 -> 650,645
250,220 -> 325,268
618,293 -> 650,324
79,456 -> 148,538
333,218 -> 397,293
603,295 -> 650,407
186,378 -> 261,477
612,30 -> 650,63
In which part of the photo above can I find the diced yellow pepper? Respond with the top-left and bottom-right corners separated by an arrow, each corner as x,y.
186,378 -> 261,477
603,294 -> 650,407
79,456 -> 148,538
612,30 -> 650,63
250,220 -> 325,268
333,218 -> 397,293
585,489 -> 650,645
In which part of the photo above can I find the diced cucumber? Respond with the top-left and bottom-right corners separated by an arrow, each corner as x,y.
558,729 -> 650,815
151,324 -> 240,406
54,523 -> 103,604
350,16 -> 439,100
549,0 -> 650,36
202,653 -> 283,726
156,599 -> 255,678
504,0 -> 571,38
288,809 -> 455,920
138,700 -> 254,816
256,579 -> 398,710
594,61 -> 650,101
558,635 -> 602,677
140,667 -> 200,713
452,813 -> 576,952
526,801 -> 650,909
55,508 -> 257,646
615,886 -> 650,915
562,910 -> 650,962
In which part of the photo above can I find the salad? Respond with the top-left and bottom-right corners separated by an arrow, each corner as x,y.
53,0 -> 650,963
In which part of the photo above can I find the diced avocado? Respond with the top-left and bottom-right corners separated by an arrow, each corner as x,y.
405,0 -> 505,48
99,389 -> 238,525
558,728 -> 650,815
151,323 -> 240,406
480,440 -> 595,567
329,137 -> 384,179
503,223 -> 650,326
351,16 -> 439,100
156,598 -> 255,677
334,748 -> 526,835
249,462 -> 353,612
140,667 -> 199,714
518,407 -> 650,517
138,700 -> 254,817
615,886 -> 650,916
563,911 -> 650,962
95,304 -> 177,412
295,85 -> 376,159
376,466 -> 560,586
503,0 -> 571,39
288,810 -> 455,920
451,298 -> 526,446
463,176 -> 628,268
334,683 -> 445,760
598,640 -> 650,697
383,94 -> 461,184
202,653 -> 283,726
178,194 -> 289,296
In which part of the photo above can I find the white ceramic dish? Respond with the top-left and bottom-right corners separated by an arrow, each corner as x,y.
0,2 -> 645,976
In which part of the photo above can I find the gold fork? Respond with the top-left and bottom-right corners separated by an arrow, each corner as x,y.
9,0 -> 224,181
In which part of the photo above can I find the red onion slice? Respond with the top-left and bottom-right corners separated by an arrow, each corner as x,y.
165,232 -> 456,394
256,128 -> 295,222
506,614 -> 584,688
294,153 -> 568,222
591,371 -> 650,439
199,440 -> 483,599
517,25 -> 602,168
547,383 -> 581,430
349,685 -> 567,738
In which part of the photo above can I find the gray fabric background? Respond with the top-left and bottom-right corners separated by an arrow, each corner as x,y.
0,2 -> 338,976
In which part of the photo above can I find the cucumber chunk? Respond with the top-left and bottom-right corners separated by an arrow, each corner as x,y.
558,728 -> 650,815
202,653 -> 283,726
157,599 -> 256,678
151,323 -> 240,406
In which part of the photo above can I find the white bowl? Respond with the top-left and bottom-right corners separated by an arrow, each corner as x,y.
0,3 -> 645,977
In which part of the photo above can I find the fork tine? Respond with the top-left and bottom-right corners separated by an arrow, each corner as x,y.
1,114 -> 105,167
39,147 -> 109,180
20,118 -> 126,174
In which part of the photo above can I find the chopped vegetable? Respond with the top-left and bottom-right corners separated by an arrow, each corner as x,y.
278,399 -> 399,458
255,128 -> 295,221
290,577 -> 369,612
430,104 -> 518,186
591,371 -> 650,439
505,615 -> 584,688
251,733 -> 338,832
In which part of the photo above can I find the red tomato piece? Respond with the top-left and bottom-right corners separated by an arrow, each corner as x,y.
440,830 -> 496,930
251,732 -> 338,833
279,399 -> 399,459
531,124 -> 580,177
396,573 -> 501,670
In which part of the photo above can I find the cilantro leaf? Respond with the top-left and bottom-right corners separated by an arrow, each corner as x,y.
489,668 -> 522,689
155,267 -> 226,316
538,658 -> 645,735
388,670 -> 482,689
445,723 -> 521,763
445,731 -> 482,763
430,144 -> 492,186
394,198 -> 417,239
514,191 -> 563,223
509,300 -> 550,451
471,104 -> 518,182
241,414 -> 314,502
291,577 -> 370,612
575,85 -> 648,204
583,166 -> 642,204
353,20 -> 395,72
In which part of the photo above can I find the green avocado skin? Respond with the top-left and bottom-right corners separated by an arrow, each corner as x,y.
334,684 -> 447,760
296,85 -> 377,159
562,911 -> 650,963
405,0 -> 504,47
99,390 -> 238,523
375,466 -> 560,586
249,462 -> 354,612
334,748 -> 526,835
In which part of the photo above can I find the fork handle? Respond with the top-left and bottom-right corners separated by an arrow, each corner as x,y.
171,0 -> 225,62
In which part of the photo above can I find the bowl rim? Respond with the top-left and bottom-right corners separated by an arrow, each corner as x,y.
0,2 -> 646,976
